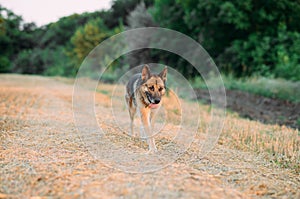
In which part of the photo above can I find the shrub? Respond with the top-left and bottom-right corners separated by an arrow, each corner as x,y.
0,56 -> 11,72
221,24 -> 300,80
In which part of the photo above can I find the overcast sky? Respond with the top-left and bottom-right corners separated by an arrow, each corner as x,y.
0,0 -> 111,26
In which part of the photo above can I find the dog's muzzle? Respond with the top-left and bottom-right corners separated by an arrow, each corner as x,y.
146,92 -> 160,108
145,92 -> 154,103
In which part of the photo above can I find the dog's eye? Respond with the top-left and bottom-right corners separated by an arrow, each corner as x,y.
158,87 -> 163,92
149,86 -> 154,91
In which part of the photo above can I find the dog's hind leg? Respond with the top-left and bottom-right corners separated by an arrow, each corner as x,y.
126,95 -> 136,136
129,106 -> 136,136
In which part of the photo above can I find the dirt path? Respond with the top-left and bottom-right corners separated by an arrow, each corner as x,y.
0,74 -> 299,198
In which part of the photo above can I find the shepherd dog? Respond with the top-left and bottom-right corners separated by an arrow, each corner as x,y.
125,65 -> 167,153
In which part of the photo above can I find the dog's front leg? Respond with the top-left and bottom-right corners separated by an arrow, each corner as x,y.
140,108 -> 157,153
150,109 -> 159,133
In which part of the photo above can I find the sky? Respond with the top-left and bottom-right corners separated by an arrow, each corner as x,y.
0,0 -> 112,26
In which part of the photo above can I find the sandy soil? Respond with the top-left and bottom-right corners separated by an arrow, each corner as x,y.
0,74 -> 299,198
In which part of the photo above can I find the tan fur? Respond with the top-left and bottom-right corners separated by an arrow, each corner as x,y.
125,65 -> 167,153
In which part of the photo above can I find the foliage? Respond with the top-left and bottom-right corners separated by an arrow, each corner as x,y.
125,2 -> 157,68
0,5 -> 114,76
42,47 -> 74,76
153,0 -> 300,80
127,2 -> 155,28
107,0 -> 154,28
1,0 -> 300,82
152,0 -> 189,35
0,56 -> 11,72
13,49 -> 41,74
0,6 -> 22,72
39,12 -> 105,48
69,18 -> 109,65
12,46 -> 73,76
273,26 -> 300,80
221,24 -> 300,79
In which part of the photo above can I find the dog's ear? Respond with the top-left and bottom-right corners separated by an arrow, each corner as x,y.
159,66 -> 167,82
141,64 -> 151,80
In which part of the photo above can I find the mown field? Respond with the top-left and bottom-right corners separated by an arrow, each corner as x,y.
0,74 -> 299,198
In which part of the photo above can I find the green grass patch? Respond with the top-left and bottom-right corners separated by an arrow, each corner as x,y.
192,75 -> 300,103
97,89 -> 110,95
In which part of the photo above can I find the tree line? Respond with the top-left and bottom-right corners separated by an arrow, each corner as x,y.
0,0 -> 299,80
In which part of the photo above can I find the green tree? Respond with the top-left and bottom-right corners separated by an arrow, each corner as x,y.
0,6 -> 23,72
153,0 -> 300,79
68,18 -> 111,71
39,12 -> 105,49
125,2 -> 157,68
107,0 -> 154,28
152,0 -> 189,35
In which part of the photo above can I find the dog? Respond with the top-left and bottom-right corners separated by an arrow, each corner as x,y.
125,65 -> 167,153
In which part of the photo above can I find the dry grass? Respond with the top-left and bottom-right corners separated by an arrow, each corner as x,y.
221,116 -> 300,172
98,82 -> 300,173
185,100 -> 300,172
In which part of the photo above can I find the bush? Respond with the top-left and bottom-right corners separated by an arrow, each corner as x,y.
13,47 -> 73,76
43,47 -> 74,77
274,26 -> 300,81
13,50 -> 37,74
221,24 -> 300,80
0,56 -> 11,72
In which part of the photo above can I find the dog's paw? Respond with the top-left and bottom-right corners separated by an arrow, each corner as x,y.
131,132 -> 139,138
140,127 -> 147,141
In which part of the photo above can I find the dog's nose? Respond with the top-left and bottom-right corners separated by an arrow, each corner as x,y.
154,98 -> 160,104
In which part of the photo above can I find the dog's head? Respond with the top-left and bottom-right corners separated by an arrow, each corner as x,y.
140,65 -> 167,108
